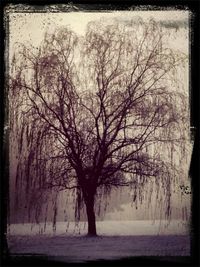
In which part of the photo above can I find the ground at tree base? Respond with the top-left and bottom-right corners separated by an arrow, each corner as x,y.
7,221 -> 190,263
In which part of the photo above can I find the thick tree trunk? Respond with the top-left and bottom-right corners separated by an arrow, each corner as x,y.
85,195 -> 97,236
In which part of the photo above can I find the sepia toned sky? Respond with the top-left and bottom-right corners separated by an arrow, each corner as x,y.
8,9 -> 191,224
8,10 -> 189,58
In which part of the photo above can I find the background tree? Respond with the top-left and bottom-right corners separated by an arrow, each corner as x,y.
10,19 -> 189,236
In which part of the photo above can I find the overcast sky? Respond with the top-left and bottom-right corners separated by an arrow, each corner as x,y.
8,10 -> 189,54
8,9 -> 191,223
7,9 -> 189,93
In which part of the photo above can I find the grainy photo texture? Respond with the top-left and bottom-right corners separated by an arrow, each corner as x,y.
6,5 -> 192,264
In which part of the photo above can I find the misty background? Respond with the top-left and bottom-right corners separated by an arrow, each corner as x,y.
7,10 -> 191,226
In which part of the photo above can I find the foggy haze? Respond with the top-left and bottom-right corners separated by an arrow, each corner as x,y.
7,9 -> 191,228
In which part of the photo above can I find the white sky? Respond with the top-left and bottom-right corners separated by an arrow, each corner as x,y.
8,10 -> 190,222
8,10 -> 189,91
8,10 -> 189,50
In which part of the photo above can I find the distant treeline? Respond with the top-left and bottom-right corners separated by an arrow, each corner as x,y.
159,19 -> 188,29
117,17 -> 188,30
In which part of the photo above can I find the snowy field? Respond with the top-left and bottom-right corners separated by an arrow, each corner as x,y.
8,220 -> 190,263
8,220 -> 190,236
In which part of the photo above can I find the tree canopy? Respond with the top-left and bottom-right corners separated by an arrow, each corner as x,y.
9,19 -> 190,235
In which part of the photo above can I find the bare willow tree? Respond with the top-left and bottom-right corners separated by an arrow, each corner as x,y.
9,19 -> 189,236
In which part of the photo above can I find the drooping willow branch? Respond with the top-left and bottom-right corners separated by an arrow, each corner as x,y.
9,20 -> 190,226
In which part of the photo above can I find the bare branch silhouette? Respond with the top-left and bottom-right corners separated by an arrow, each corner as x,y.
9,20 -> 190,236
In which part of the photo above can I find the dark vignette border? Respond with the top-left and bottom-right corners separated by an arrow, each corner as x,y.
0,0 -> 199,267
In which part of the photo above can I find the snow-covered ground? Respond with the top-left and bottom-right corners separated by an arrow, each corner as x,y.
8,220 -> 190,263
8,220 -> 190,236
8,235 -> 190,263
